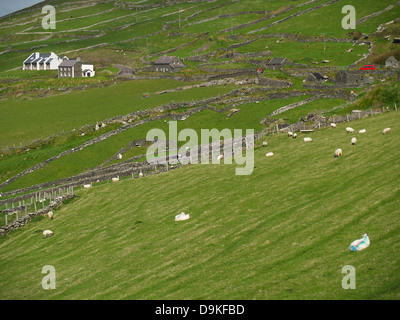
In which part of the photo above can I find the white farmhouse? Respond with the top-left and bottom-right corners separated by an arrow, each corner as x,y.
23,52 -> 63,70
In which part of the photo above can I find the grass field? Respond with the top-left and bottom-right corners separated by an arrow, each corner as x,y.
0,110 -> 399,299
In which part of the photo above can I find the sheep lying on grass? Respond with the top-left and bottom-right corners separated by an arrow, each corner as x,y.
334,148 -> 342,158
349,233 -> 370,251
112,177 -> 119,182
43,230 -> 53,238
303,137 -> 312,143
175,212 -> 190,221
346,127 -> 355,133
351,137 -> 357,145
266,152 -> 274,157
383,128 -> 391,135
359,129 -> 366,134
331,123 -> 336,128
288,131 -> 293,137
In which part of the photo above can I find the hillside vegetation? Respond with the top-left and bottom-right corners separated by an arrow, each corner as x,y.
0,0 -> 399,300
0,110 -> 399,299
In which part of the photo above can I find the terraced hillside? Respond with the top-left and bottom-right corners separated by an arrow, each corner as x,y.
0,0 -> 399,300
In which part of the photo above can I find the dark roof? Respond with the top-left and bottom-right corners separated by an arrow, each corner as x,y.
59,59 -> 78,67
154,56 -> 178,65
311,72 -> 324,80
269,57 -> 286,65
25,53 -> 51,63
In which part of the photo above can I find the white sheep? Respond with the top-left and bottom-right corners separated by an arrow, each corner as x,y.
175,212 -> 190,221
266,152 -> 274,157
43,230 -> 53,238
262,141 -> 268,147
351,137 -> 357,145
303,137 -> 313,143
117,153 -> 122,160
346,127 -> 355,133
288,131 -> 293,137
334,148 -> 343,158
112,177 -> 119,182
292,133 -> 297,139
139,172 -> 143,178
383,128 -> 391,135
359,129 -> 366,134
331,123 -> 337,128
48,211 -> 54,220
217,154 -> 224,161
83,184 -> 91,189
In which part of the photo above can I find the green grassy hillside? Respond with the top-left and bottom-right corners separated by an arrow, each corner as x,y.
1,110 -> 399,299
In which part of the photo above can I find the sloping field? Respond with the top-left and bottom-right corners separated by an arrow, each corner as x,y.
0,110 -> 399,299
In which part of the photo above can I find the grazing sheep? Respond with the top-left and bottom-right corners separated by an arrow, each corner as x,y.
351,137 -> 357,145
43,230 -> 53,238
139,172 -> 143,178
262,141 -> 268,147
292,133 -> 297,139
331,123 -> 337,128
359,129 -> 366,134
217,154 -> 224,161
266,152 -> 274,157
334,148 -> 343,158
112,177 -> 119,182
48,211 -> 53,220
83,184 -> 91,189
383,128 -> 391,135
346,127 -> 355,133
303,137 -> 313,143
288,131 -> 293,137
117,153 -> 122,160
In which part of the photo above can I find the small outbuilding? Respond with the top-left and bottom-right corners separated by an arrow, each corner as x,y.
267,57 -> 287,70
306,72 -> 326,82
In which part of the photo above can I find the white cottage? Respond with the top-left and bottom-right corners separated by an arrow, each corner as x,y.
23,52 -> 63,70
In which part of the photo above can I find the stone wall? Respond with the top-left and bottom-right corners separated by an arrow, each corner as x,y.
0,194 -> 76,236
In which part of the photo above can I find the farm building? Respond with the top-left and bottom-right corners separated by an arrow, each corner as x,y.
153,56 -> 185,73
82,64 -> 96,77
335,70 -> 365,85
23,52 -> 63,70
306,72 -> 326,82
267,57 -> 287,70
58,58 -> 95,78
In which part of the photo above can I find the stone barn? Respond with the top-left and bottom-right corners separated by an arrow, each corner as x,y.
335,70 -> 365,86
267,57 -> 287,70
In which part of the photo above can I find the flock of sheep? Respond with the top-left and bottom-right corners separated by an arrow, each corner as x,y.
264,123 -> 391,160
39,121 -> 392,239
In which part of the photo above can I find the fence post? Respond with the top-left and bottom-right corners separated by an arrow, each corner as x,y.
34,202 -> 37,213
5,215 -> 7,226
